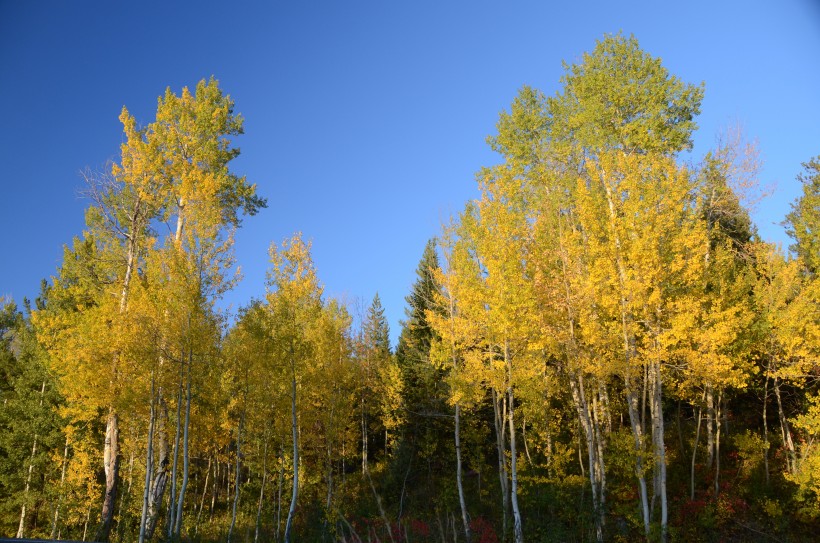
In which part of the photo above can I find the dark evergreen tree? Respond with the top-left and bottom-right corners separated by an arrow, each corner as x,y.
393,239 -> 456,517
0,298 -> 65,538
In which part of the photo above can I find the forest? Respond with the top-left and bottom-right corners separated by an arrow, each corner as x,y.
2,34 -> 820,543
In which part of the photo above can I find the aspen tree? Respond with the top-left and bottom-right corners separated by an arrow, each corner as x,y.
34,173 -> 156,541
435,158 -> 539,543
544,34 -> 703,541
428,225 -> 487,543
266,234 -> 324,543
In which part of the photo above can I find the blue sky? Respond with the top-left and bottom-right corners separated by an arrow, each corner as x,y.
1,1 -> 819,344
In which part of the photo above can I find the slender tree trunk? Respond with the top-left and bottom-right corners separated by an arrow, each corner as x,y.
364,461 -> 395,543
651,361 -> 668,542
774,377 -> 796,474
228,416 -> 243,543
285,366 -> 299,543
174,351 -> 193,537
324,417 -> 334,540
139,374 -> 157,543
361,391 -> 368,474
195,456 -> 211,534
601,167 -> 649,538
691,400 -> 703,500
167,366 -> 184,538
17,380 -> 46,539
146,390 -> 170,539
83,505 -> 91,541
592,386 -> 607,527
626,384 -> 650,538
492,388 -> 509,541
15,434 -> 37,538
762,371 -> 770,487
570,374 -> 604,543
713,391 -> 722,497
506,342 -> 523,543
95,409 -> 120,541
51,436 -> 70,539
93,197 -> 143,542
706,385 -> 716,471
455,401 -> 471,543
522,418 -> 533,465
209,461 -> 218,520
277,446 -> 284,543
256,439 -> 268,543
115,448 -> 135,542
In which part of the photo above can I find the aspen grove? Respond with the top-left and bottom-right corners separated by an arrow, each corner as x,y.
3,35 -> 820,542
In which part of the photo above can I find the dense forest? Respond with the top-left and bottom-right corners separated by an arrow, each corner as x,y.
3,35 -> 820,542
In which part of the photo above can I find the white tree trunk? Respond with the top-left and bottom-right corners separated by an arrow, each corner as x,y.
228,416 -> 242,543
194,455 -> 211,535
16,381 -> 46,539
455,402 -> 471,543
145,389 -> 169,539
139,374 -> 156,543
570,375 -> 604,542
174,352 -> 193,537
255,439 -> 268,543
627,385 -> 650,538
651,361 -> 668,542
51,436 -> 70,539
167,366 -> 183,538
774,377 -> 796,474
284,369 -> 299,543
492,388 -> 509,539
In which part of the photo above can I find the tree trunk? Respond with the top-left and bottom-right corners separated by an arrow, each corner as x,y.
691,400 -> 703,500
592,386 -> 607,531
93,193 -> 143,542
167,367 -> 184,538
361,391 -> 368,474
650,361 -> 667,542
706,385 -> 715,470
762,371 -> 770,487
83,505 -> 91,541
626,384 -> 650,538
285,368 -> 299,543
774,377 -> 796,474
194,456 -> 211,535
209,461 -> 218,521
51,436 -> 70,539
506,342 -> 523,543
17,380 -> 46,539
139,374 -> 156,543
256,439 -> 268,543
455,401 -> 471,543
492,388 -> 509,541
228,416 -> 243,543
570,374 -> 604,543
276,446 -> 284,543
601,166 -> 649,538
95,409 -> 120,542
174,352 -> 193,538
146,389 -> 170,539
713,391 -> 722,497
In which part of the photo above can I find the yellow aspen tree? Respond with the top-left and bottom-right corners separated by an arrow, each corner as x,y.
33,178 -> 156,541
544,34 -> 703,542
437,158 -> 539,543
265,234 -> 323,543
575,151 -> 707,540
751,243 -> 818,476
118,78 -> 264,541
428,222 -> 489,543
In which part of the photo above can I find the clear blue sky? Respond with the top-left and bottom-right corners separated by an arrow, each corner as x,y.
2,1 -> 819,344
